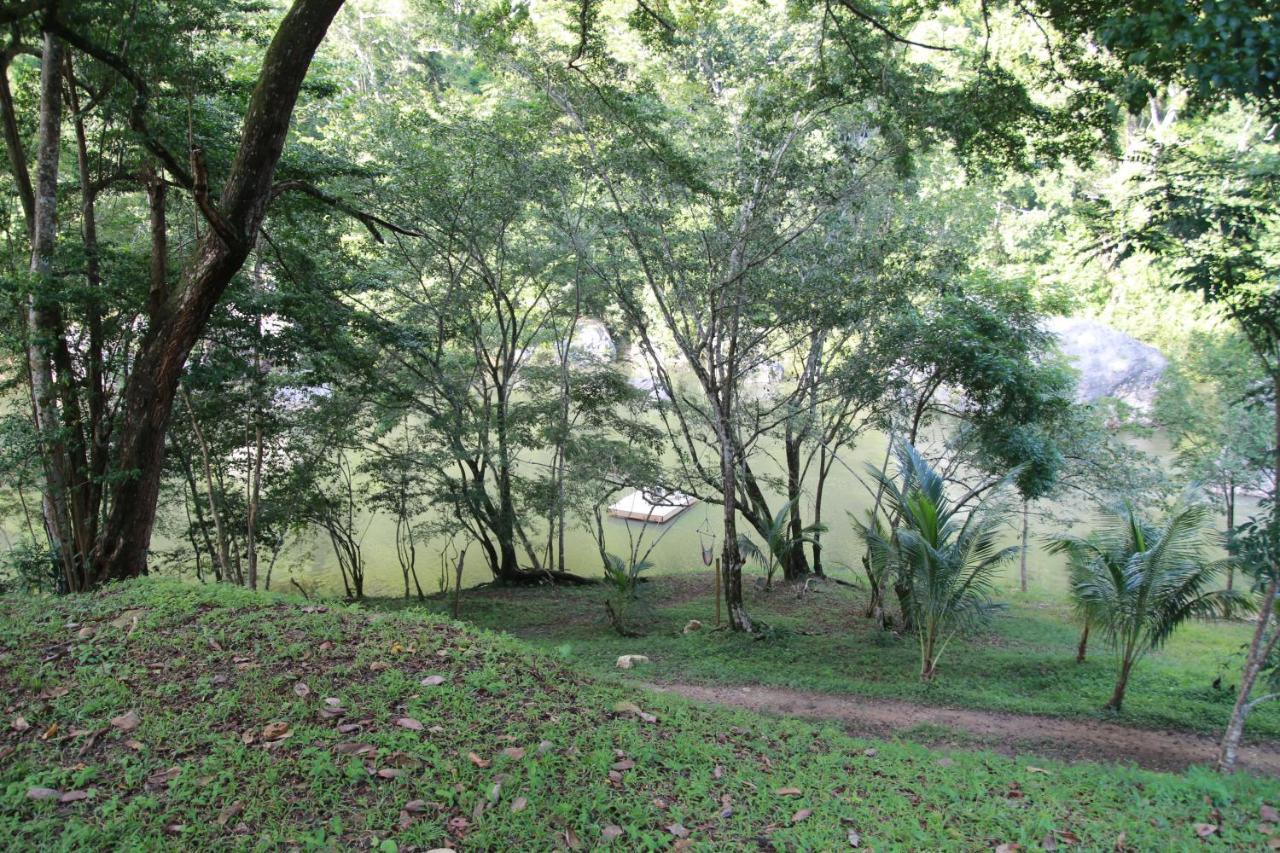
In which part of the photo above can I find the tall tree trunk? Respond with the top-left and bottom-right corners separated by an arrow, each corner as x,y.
782,422 -> 808,582
92,0 -> 346,583
1019,499 -> 1029,593
1076,621 -> 1090,663
1225,482 -> 1235,591
26,33 -> 82,590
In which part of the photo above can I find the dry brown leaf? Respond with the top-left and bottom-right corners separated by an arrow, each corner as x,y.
26,787 -> 61,800
995,845 -> 1021,853
124,738 -> 143,751
38,685 -> 69,700
421,675 -> 446,686
59,790 -> 89,803
110,710 -> 140,732
468,751 -> 491,768
40,722 -> 58,740
775,786 -> 802,797
1268,837 -> 1280,851
376,768 -> 403,779
610,759 -> 635,771
11,716 -> 29,732
336,723 -> 362,733
147,766 -> 181,787
1026,766 -> 1051,775
667,824 -> 689,839
847,829 -> 861,847
511,796 -> 528,813
1041,834 -> 1058,851
396,717 -> 424,732
1265,806 -> 1280,824
863,748 -> 877,757
1194,824 -> 1218,838
334,742 -> 376,755
713,764 -> 724,780
601,824 -> 623,841
792,808 -> 812,824
502,747 -> 526,760
215,802 -> 244,827
404,799 -> 428,814
293,682 -> 311,698
262,721 -> 291,741
369,661 -> 391,672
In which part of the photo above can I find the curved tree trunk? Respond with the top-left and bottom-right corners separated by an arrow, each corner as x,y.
92,0 -> 346,583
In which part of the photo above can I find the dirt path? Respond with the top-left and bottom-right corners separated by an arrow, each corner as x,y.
650,681 -> 1280,775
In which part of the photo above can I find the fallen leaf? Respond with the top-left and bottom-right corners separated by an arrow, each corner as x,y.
124,739 -> 143,751
421,675 -> 446,686
1194,824 -> 1218,838
638,711 -> 658,723
376,768 -> 403,779
336,723 -> 362,734
404,799 -> 428,814
612,701 -> 642,715
935,757 -> 954,768
1268,838 -> 1280,851
396,717 -> 424,732
792,808 -> 812,823
26,787 -> 61,801
667,824 -> 689,838
110,710 -> 140,732
40,722 -> 58,740
293,682 -> 311,698
369,661 -> 391,672
1026,766 -> 1051,775
11,716 -> 29,732
1041,834 -> 1058,851
385,751 -> 424,769
146,766 -> 181,787
775,786 -> 802,797
77,625 -> 97,640
334,742 -> 376,755
468,751 -> 491,768
1056,829 -> 1080,846
1265,806 -> 1280,824
847,829 -> 861,847
58,790 -> 89,803
215,802 -> 244,826
537,740 -> 554,754
511,796 -> 528,813
38,685 -> 70,700
318,640 -> 334,651
502,747 -> 526,760
995,845 -> 1021,853
863,748 -> 877,757
164,823 -> 185,835
602,824 -> 623,841
262,721 -> 291,741
610,759 -> 635,771
713,764 -> 724,780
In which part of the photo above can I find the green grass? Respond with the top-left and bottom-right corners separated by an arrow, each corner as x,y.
2,579 -> 1277,850
371,570 -> 1280,740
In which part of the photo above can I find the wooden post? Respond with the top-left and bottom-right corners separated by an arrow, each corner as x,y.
714,557 -> 722,627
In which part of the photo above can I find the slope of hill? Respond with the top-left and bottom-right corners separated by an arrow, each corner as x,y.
1,580 -> 1275,850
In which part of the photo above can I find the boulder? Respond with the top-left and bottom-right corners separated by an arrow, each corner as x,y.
1043,316 -> 1167,414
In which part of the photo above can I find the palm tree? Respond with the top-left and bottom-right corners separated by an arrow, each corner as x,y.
865,442 -> 1016,680
737,498 -> 826,589
1048,502 -> 1251,711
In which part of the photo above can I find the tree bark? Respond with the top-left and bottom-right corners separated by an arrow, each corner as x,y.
1105,657 -> 1132,711
1075,621 -> 1089,663
92,0 -> 346,582
1019,499 -> 1029,593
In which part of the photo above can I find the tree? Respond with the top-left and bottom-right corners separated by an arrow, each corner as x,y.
864,442 -> 1016,680
737,499 -> 827,591
1049,502 -> 1248,710
1155,332 -> 1273,588
0,0 -> 347,588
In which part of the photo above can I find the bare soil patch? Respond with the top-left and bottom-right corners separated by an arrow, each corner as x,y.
651,681 -> 1280,775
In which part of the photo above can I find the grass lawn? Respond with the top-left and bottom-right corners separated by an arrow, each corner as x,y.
2,578 -> 1277,850
370,570 -> 1280,741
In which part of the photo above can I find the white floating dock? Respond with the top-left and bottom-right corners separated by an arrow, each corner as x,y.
607,489 -> 696,523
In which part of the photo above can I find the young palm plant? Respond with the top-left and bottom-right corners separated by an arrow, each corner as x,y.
737,498 -> 827,589
865,442 -> 1016,680
1048,502 -> 1250,711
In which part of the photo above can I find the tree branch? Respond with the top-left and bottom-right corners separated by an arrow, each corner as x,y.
270,179 -> 428,243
